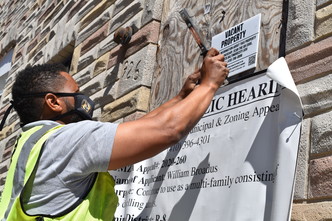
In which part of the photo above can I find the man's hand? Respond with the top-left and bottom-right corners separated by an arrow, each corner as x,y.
178,70 -> 201,99
200,48 -> 229,90
178,48 -> 228,99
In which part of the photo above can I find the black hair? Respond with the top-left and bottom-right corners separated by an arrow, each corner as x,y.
12,63 -> 68,125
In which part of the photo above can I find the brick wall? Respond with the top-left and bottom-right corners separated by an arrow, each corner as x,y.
286,0 -> 332,220
0,0 -> 163,192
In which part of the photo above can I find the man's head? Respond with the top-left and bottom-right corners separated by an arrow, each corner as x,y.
12,63 -> 94,126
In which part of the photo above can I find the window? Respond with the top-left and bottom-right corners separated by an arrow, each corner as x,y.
0,49 -> 13,96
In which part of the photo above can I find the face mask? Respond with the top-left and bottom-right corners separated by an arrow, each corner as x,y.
0,92 -> 95,131
21,92 -> 95,121
48,92 -> 95,121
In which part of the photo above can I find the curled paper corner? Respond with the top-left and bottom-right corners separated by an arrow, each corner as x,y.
267,57 -> 304,120
266,57 -> 300,98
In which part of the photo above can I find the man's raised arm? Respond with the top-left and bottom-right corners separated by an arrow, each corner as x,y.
109,48 -> 228,170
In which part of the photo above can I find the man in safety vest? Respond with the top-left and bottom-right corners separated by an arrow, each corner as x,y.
0,48 -> 228,220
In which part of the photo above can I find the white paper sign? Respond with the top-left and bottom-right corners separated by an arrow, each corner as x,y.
111,58 -> 302,221
211,14 -> 261,77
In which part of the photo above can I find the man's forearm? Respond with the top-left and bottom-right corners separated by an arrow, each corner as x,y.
141,95 -> 183,119
142,70 -> 201,119
155,84 -> 217,144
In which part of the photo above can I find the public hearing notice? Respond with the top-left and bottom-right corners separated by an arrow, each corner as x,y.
110,57 -> 303,221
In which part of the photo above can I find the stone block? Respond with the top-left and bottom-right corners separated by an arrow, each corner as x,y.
79,66 -> 110,97
97,32 -> 118,58
117,44 -> 157,98
13,46 -> 24,64
286,0 -> 315,52
81,79 -> 102,97
0,123 -> 13,141
315,4 -> 332,40
32,50 -> 44,65
69,43 -> 82,75
2,144 -> 14,162
53,17 -> 69,58
7,112 -> 18,126
76,0 -> 103,23
91,77 -> 118,111
103,65 -> 120,93
37,35 -> 49,52
64,14 -> 80,51
76,7 -> 112,46
44,36 -> 56,63
293,119 -> 310,200
67,0 -> 88,23
0,160 -> 9,175
141,0 -> 163,26
113,0 -> 132,16
108,21 -> 160,68
317,0 -> 332,8
27,36 -> 39,55
92,87 -> 116,111
308,156 -> 332,199
296,73 -> 332,117
291,202 -> 332,221
73,62 -> 93,86
92,107 -> 102,120
101,86 -> 150,122
79,0 -> 115,31
43,2 -> 64,29
310,111 -> 332,154
38,3 -> 55,26
93,52 -> 110,77
81,22 -> 110,56
77,46 -> 99,72
109,1 -> 143,34
52,0 -> 75,26
40,26 -> 51,41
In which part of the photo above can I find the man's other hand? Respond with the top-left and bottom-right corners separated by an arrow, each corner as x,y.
200,48 -> 229,90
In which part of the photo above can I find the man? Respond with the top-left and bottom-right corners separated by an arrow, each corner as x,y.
0,48 -> 228,220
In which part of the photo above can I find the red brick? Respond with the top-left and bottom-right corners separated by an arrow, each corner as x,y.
285,36 -> 332,84
81,22 -> 110,56
308,156 -> 332,199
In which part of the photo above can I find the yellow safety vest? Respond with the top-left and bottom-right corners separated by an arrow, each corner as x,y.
0,125 -> 118,220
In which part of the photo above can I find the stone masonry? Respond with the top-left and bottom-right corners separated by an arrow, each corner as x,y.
286,0 -> 332,220
0,0 -> 331,220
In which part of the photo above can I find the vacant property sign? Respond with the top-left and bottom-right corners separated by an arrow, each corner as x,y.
212,14 -> 261,77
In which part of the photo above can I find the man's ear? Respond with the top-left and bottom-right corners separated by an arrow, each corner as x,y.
44,93 -> 63,113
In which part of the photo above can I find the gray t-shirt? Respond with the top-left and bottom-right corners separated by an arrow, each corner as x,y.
20,120 -> 118,216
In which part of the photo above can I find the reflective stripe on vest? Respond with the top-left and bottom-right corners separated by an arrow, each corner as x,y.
0,125 -> 118,221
